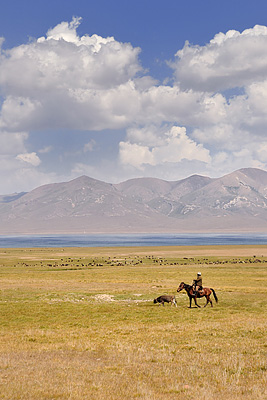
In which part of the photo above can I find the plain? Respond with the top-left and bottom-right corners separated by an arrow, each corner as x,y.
0,245 -> 266,399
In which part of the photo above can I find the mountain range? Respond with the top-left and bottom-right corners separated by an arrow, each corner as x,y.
1,168 -> 267,234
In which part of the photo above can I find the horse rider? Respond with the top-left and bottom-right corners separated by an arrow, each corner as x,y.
192,272 -> 203,296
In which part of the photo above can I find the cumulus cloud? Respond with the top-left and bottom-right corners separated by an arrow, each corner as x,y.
16,152 -> 41,166
0,17 -> 141,94
1,18 -> 267,192
0,97 -> 41,131
172,25 -> 267,92
119,126 -> 211,169
0,17 -> 228,134
0,152 -> 57,193
0,17 -> 143,132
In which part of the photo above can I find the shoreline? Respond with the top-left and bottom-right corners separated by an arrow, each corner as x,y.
1,244 -> 267,258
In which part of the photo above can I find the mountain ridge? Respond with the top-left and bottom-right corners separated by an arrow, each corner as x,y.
1,168 -> 267,234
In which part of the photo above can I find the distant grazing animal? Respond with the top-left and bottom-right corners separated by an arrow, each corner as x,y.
153,295 -> 177,307
177,282 -> 218,308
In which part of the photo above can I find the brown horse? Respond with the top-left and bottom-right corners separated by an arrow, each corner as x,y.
177,282 -> 218,308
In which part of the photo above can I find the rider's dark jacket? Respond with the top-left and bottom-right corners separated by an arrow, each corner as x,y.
193,276 -> 203,289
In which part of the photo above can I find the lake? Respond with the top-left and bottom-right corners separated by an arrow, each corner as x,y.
1,233 -> 267,248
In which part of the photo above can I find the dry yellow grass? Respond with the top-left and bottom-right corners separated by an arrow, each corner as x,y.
0,246 -> 266,399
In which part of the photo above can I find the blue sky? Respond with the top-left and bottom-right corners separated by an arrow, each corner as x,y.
1,0 -> 267,193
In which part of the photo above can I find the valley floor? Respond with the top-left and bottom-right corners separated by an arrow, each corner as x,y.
0,246 -> 266,399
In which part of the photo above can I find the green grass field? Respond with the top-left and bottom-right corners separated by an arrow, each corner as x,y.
0,246 -> 266,399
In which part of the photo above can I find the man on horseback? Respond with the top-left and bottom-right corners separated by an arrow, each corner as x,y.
192,272 -> 203,297
177,280 -> 218,308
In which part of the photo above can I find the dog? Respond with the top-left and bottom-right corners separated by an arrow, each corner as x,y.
153,295 -> 177,307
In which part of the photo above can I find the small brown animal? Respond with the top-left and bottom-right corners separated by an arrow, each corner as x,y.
153,295 -> 177,307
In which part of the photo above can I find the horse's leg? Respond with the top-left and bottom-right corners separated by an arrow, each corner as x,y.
209,293 -> 213,307
194,296 -> 201,308
189,296 -> 192,308
208,291 -> 213,307
204,295 -> 213,307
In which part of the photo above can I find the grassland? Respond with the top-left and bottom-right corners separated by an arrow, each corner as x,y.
0,245 -> 266,399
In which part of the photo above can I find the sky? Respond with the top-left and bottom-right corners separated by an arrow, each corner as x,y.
1,0 -> 267,193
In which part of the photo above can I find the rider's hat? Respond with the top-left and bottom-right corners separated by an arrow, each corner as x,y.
197,272 -> 201,275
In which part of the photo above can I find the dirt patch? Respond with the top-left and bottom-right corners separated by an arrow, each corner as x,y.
93,294 -> 115,302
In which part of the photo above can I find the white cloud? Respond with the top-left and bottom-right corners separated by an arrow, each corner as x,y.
0,17 -> 141,94
172,25 -> 267,92
153,126 -> 211,164
16,152 -> 41,166
137,85 -> 205,126
0,17 -> 143,132
83,139 -> 96,152
192,124 -> 245,151
119,142 -> 154,169
0,17 -> 229,134
1,18 -> 267,193
119,126 -> 211,169
0,97 -> 41,131
0,153 -> 57,193
41,17 -> 82,43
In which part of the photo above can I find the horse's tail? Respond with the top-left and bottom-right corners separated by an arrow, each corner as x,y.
211,288 -> 218,303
